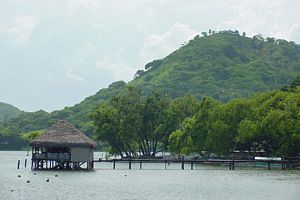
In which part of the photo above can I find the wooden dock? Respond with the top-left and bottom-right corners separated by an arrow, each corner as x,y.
93,158 -> 300,170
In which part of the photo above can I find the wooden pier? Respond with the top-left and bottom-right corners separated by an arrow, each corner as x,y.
93,158 -> 300,170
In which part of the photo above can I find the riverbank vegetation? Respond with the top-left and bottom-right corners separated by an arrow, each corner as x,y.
92,78 -> 300,158
91,87 -> 199,157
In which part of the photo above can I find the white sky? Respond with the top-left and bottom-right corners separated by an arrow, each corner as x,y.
0,0 -> 300,112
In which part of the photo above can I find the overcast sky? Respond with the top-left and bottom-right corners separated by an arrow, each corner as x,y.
0,0 -> 300,112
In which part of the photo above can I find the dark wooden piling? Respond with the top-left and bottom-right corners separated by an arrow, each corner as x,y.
229,162 -> 232,170
17,160 -> 20,169
191,161 -> 194,170
165,160 -> 167,170
139,161 -> 142,170
232,160 -> 235,170
181,161 -> 184,170
113,160 -> 116,170
268,162 -> 271,170
129,159 -> 132,170
281,161 -> 285,170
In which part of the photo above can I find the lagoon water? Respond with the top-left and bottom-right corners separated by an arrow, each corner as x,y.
1,151 -> 300,200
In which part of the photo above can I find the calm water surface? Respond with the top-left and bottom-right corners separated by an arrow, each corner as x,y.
1,151 -> 300,200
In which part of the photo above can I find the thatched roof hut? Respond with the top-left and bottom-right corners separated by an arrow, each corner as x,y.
30,120 -> 96,148
30,120 -> 96,170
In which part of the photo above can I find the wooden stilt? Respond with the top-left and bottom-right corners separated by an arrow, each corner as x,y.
281,161 -> 285,170
139,161 -> 142,170
191,161 -> 193,170
17,160 -> 20,169
165,160 -> 167,170
24,159 -> 27,168
113,160 -> 116,170
129,160 -> 132,170
268,162 -> 271,170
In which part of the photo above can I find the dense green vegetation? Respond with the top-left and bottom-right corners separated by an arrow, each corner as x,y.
169,87 -> 300,157
0,102 -> 23,122
92,87 -> 198,157
132,30 -> 300,101
93,79 -> 300,158
1,30 -> 300,151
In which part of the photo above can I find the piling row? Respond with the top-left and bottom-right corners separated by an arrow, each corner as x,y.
94,158 -> 299,170
16,157 -> 297,170
17,159 -> 28,169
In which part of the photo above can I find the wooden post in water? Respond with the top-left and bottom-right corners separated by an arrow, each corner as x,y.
232,160 -> 235,170
281,161 -> 285,170
139,161 -> 142,170
24,159 -> 27,168
191,161 -> 194,170
113,160 -> 116,170
17,160 -> 20,169
268,162 -> 271,170
129,159 -> 132,170
229,162 -> 232,170
165,160 -> 167,170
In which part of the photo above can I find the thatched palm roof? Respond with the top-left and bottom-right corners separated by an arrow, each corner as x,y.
30,120 -> 96,148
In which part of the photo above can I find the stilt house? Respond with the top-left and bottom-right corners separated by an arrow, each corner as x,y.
30,120 -> 96,170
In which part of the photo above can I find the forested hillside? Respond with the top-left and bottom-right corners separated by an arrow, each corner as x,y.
0,81 -> 126,149
132,30 -> 300,101
0,102 -> 23,122
1,30 -> 300,150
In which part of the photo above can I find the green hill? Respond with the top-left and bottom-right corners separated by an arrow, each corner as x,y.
1,30 -> 300,150
0,102 -> 23,122
131,31 -> 300,101
0,81 -> 126,149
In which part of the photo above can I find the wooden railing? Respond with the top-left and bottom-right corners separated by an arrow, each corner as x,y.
32,153 -> 71,161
